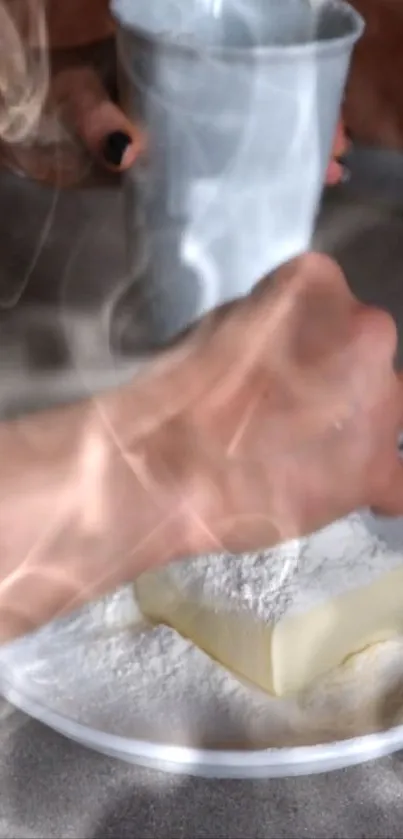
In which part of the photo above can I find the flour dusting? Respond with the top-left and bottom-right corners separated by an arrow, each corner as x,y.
157,511 -> 403,623
1,511 -> 403,752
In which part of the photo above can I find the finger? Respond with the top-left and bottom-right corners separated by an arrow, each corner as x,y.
332,119 -> 349,159
53,66 -> 145,171
325,159 -> 346,185
325,120 -> 350,185
0,138 -> 87,187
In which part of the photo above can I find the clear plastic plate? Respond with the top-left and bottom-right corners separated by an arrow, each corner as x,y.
0,511 -> 403,779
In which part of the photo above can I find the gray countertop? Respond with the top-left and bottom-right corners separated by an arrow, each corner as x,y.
1,702 -> 403,838
2,154 -> 403,837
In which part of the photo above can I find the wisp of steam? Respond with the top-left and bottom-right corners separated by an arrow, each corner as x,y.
0,0 -> 49,143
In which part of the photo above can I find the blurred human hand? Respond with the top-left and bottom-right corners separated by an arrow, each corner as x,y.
345,0 -> 403,149
159,252 -> 403,553
1,253 -> 402,639
1,0 -> 348,185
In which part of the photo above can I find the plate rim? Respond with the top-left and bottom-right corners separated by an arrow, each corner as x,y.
2,664 -> 403,778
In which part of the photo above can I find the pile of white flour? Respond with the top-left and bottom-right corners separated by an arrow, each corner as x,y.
1,511 -> 403,750
163,512 -> 403,625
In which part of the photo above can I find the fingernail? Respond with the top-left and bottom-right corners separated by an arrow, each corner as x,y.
102,131 -> 132,167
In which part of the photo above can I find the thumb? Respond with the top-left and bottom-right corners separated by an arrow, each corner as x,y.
53,65 -> 145,171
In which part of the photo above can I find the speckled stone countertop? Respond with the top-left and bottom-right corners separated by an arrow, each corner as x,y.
1,151 -> 403,837
1,700 -> 403,839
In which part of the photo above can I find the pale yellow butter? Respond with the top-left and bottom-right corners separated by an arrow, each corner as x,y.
135,513 -> 403,696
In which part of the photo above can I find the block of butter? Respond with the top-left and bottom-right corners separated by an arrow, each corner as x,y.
135,512 -> 403,696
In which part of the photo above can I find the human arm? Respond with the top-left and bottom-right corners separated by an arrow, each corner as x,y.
0,373 -> 204,643
0,252 -> 402,645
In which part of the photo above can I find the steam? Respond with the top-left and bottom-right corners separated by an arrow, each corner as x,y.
0,0 -> 49,143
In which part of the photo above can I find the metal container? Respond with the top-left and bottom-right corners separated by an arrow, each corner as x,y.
112,0 -> 364,345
